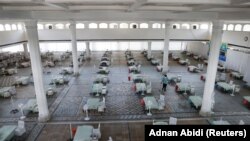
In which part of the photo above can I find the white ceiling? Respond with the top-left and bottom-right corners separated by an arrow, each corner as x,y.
0,0 -> 250,22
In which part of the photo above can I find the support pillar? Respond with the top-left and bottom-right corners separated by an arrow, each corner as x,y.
86,41 -> 91,59
25,21 -> 50,122
69,21 -> 79,76
162,21 -> 171,73
147,41 -> 152,59
200,21 -> 223,116
23,43 -> 29,57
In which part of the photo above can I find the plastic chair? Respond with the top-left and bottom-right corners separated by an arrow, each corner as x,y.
15,120 -> 26,136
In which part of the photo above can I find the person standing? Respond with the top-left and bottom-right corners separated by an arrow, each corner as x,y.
161,74 -> 169,92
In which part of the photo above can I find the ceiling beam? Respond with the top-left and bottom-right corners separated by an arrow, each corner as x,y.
32,0 -> 69,10
127,0 -> 147,12
231,0 -> 250,5
192,5 -> 218,11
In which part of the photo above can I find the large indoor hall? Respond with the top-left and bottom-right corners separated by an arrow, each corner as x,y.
0,0 -> 250,141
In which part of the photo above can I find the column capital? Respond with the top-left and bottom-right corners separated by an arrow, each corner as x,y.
212,20 -> 224,30
69,20 -> 76,25
164,21 -> 172,29
69,21 -> 76,30
25,20 -> 37,29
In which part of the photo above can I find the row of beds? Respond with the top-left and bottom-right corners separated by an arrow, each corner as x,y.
126,50 -> 166,113
163,51 -> 247,109
84,51 -> 112,114
72,51 -> 114,141
140,50 -> 246,110
0,51 -> 84,141
0,51 -> 83,115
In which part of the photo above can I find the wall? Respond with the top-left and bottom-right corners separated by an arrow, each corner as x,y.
0,31 -> 26,47
186,41 -> 209,58
38,29 -> 210,41
222,31 -> 250,48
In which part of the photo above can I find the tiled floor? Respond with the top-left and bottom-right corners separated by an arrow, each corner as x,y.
0,51 -> 250,141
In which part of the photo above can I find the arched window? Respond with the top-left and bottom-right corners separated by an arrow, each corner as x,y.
11,24 -> 17,30
0,24 -> 4,31
45,24 -> 53,29
17,24 -> 23,30
120,23 -> 128,29
76,23 -> 85,29
152,23 -> 161,28
223,24 -> 227,30
162,24 -> 165,28
191,24 -> 199,29
227,24 -> 234,31
65,23 -> 70,29
89,23 -> 98,29
5,24 -> 11,31
243,24 -> 250,31
99,23 -> 108,29
109,23 -> 118,29
55,23 -> 64,29
140,23 -> 148,28
200,24 -> 209,29
235,24 -> 242,31
37,24 -> 44,30
130,23 -> 138,29
181,23 -> 190,29
172,24 -> 180,29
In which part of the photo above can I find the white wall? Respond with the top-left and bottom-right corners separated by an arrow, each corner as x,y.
222,31 -> 250,47
186,41 -> 209,58
0,31 -> 26,46
38,29 -> 210,40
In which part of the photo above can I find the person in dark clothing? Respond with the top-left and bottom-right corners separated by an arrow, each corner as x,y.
161,74 -> 169,92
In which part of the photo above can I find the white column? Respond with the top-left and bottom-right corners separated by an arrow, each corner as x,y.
25,21 -> 50,122
147,41 -> 152,58
69,21 -> 79,76
23,43 -> 29,57
162,21 -> 171,73
85,41 -> 90,59
200,21 -> 223,116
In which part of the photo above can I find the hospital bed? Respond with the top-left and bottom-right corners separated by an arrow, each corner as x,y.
99,61 -> 110,68
193,55 -> 201,60
94,74 -> 110,84
188,96 -> 202,109
135,83 -> 147,94
178,59 -> 190,65
230,71 -> 244,80
156,65 -> 163,72
23,99 -> 38,113
172,55 -> 180,61
142,96 -> 161,111
187,65 -> 202,73
186,52 -> 193,57
207,119 -> 230,125
45,60 -> 55,67
128,65 -> 141,73
168,75 -> 182,85
97,67 -> 110,74
215,82 -> 234,93
91,83 -> 107,96
217,65 -> 225,72
19,62 -> 30,68
147,55 -> 153,61
73,125 -> 101,141
0,125 -> 17,141
129,74 -> 147,83
50,76 -> 70,85
60,67 -> 73,75
84,98 -> 106,112
151,58 -> 160,66
0,87 -> 16,98
46,87 -> 57,96
2,68 -> 17,75
14,76 -> 30,86
175,83 -> 195,94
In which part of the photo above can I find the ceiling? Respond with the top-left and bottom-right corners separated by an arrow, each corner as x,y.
0,0 -> 250,22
